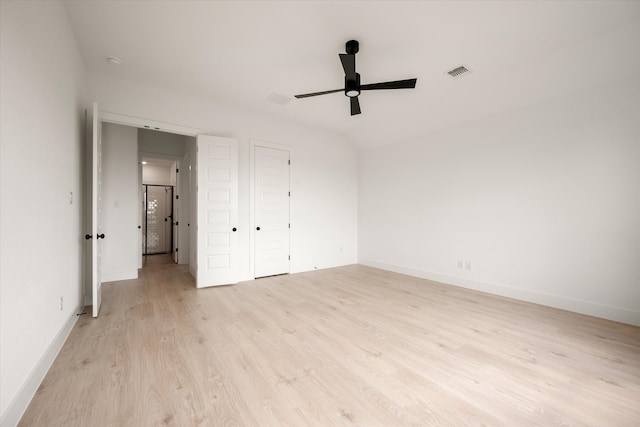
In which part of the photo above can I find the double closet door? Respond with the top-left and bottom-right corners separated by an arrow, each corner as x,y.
195,137 -> 291,288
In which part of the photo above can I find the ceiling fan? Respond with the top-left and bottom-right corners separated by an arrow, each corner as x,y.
294,40 -> 417,116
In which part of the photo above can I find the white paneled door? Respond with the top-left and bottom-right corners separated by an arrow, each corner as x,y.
90,102 -> 103,317
254,146 -> 290,278
196,135 -> 238,287
173,164 -> 179,264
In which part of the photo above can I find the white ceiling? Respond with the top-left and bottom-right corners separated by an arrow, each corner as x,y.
63,0 -> 640,150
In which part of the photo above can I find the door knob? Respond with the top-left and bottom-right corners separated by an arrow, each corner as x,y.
85,234 -> 92,240
256,226 -> 261,231
97,233 -> 105,239
232,227 -> 237,232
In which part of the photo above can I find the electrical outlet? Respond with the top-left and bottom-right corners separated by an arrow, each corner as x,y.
59,296 -> 64,311
465,261 -> 472,271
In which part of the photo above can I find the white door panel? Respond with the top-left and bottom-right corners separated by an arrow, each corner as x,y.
173,162 -> 179,263
255,146 -> 290,278
91,102 -> 103,317
196,135 -> 238,287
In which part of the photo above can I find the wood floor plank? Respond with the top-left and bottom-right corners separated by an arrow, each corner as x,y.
18,257 -> 640,426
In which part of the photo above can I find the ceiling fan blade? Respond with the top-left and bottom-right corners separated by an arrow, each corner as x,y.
339,54 -> 356,80
294,88 -> 343,99
350,96 -> 361,116
360,78 -> 417,91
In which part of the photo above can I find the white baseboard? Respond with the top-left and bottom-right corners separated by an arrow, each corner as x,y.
101,269 -> 138,283
292,263 -> 321,274
0,303 -> 82,427
359,258 -> 640,327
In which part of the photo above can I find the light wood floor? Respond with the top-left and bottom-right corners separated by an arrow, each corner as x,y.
19,258 -> 640,426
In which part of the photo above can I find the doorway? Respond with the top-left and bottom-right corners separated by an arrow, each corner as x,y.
86,109 -> 199,313
143,184 -> 173,255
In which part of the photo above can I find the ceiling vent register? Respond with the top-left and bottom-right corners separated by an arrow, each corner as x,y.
266,92 -> 293,106
447,66 -> 470,78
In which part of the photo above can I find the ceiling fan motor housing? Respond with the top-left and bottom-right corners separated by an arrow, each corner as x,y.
345,73 -> 361,97
346,40 -> 359,55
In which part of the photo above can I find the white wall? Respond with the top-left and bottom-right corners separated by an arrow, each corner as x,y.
142,164 -> 172,185
101,123 -> 139,282
139,128 -> 185,157
179,139 -> 195,265
88,73 -> 359,280
0,1 -> 86,424
186,138 -> 197,276
359,78 -> 640,326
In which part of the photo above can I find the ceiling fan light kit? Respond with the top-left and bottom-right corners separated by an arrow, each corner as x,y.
295,40 -> 417,116
345,73 -> 361,98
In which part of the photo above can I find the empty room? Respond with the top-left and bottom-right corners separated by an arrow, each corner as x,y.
1,1 -> 639,426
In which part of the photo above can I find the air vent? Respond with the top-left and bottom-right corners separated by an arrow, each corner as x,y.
447,66 -> 470,78
266,92 -> 292,106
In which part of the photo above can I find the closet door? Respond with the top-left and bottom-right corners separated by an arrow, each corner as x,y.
196,135 -> 238,287
254,146 -> 290,278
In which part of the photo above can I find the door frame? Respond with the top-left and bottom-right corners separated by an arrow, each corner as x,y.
139,152 -> 186,263
89,111 -> 201,286
101,111 -> 202,137
102,111 -> 202,267
249,139 -> 292,279
143,184 -> 174,256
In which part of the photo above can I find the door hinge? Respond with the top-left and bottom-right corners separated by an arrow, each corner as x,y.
288,191 -> 290,197
288,223 -> 290,229
176,194 -> 179,199
288,255 -> 290,260
176,168 -> 179,173
176,248 -> 178,252
176,221 -> 179,226
288,159 -> 290,165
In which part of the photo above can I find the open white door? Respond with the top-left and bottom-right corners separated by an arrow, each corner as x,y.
173,162 -> 179,263
91,102 -> 103,317
196,135 -> 238,287
137,162 -> 143,268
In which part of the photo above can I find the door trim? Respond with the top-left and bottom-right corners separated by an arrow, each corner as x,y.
249,140 -> 292,279
97,111 -> 202,273
143,184 -> 174,256
138,154 -> 184,264
101,111 -> 202,136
